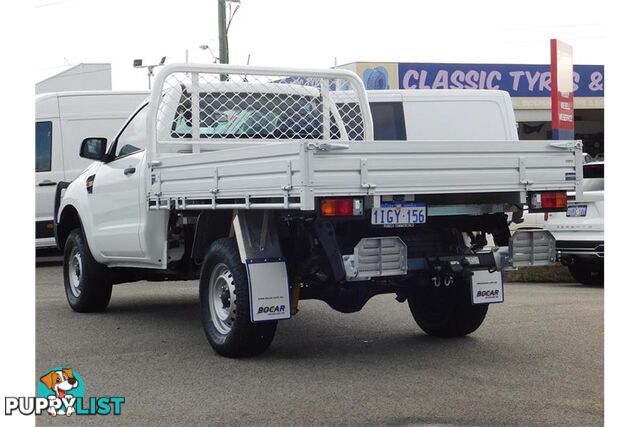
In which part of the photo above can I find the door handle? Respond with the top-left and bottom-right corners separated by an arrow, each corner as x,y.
124,167 -> 136,176
38,180 -> 57,187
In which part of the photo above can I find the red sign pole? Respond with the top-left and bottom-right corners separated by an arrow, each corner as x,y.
550,39 -> 575,139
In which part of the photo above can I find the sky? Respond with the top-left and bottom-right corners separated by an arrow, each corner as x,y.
34,0 -> 605,90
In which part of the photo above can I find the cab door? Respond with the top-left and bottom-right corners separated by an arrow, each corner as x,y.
89,105 -> 148,259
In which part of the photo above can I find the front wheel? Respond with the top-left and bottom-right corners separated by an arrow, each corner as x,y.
63,229 -> 112,312
408,275 -> 488,337
199,238 -> 277,358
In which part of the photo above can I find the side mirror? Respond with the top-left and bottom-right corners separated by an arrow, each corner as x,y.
80,137 -> 107,161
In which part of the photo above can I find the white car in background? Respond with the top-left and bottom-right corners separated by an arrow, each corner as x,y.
544,161 -> 604,286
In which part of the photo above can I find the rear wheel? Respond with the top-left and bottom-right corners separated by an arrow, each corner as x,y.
63,229 -> 112,312
199,238 -> 277,358
408,275 -> 488,337
568,260 -> 604,286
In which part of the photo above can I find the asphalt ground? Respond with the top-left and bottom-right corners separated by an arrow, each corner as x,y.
36,263 -> 603,426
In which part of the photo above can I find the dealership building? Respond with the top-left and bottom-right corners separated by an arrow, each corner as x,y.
338,62 -> 604,158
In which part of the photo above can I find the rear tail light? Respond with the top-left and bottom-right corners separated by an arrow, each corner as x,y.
320,198 -> 363,217
528,191 -> 567,212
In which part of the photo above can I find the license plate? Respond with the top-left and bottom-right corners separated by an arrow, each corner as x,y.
371,202 -> 426,227
566,203 -> 588,217
471,270 -> 504,305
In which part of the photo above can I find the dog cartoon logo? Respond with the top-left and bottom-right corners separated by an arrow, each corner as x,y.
38,367 -> 84,416
4,367 -> 124,416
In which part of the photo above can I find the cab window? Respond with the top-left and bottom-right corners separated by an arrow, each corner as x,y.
36,121 -> 53,172
113,105 -> 148,158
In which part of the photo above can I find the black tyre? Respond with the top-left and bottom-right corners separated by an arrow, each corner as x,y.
408,275 -> 488,337
568,261 -> 604,287
63,229 -> 112,312
199,238 -> 277,358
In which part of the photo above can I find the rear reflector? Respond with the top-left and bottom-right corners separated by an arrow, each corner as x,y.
320,198 -> 363,217
529,191 -> 567,212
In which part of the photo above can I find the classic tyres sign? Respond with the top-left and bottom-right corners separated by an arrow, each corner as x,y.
360,63 -> 604,97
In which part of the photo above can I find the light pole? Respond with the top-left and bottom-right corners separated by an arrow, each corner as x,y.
218,0 -> 241,65
133,56 -> 166,90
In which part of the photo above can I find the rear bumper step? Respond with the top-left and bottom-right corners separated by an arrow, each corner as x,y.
343,236 -> 407,281
508,229 -> 557,267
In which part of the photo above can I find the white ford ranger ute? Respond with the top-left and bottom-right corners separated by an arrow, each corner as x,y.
54,64 -> 582,357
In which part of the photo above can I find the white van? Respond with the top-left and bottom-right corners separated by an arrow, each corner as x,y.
365,89 -> 519,141
36,91 -> 148,249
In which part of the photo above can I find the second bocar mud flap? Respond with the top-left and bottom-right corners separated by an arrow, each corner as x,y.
471,270 -> 504,305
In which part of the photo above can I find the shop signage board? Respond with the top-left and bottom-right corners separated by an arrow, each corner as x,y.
550,39 -> 575,139
356,62 -> 604,98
